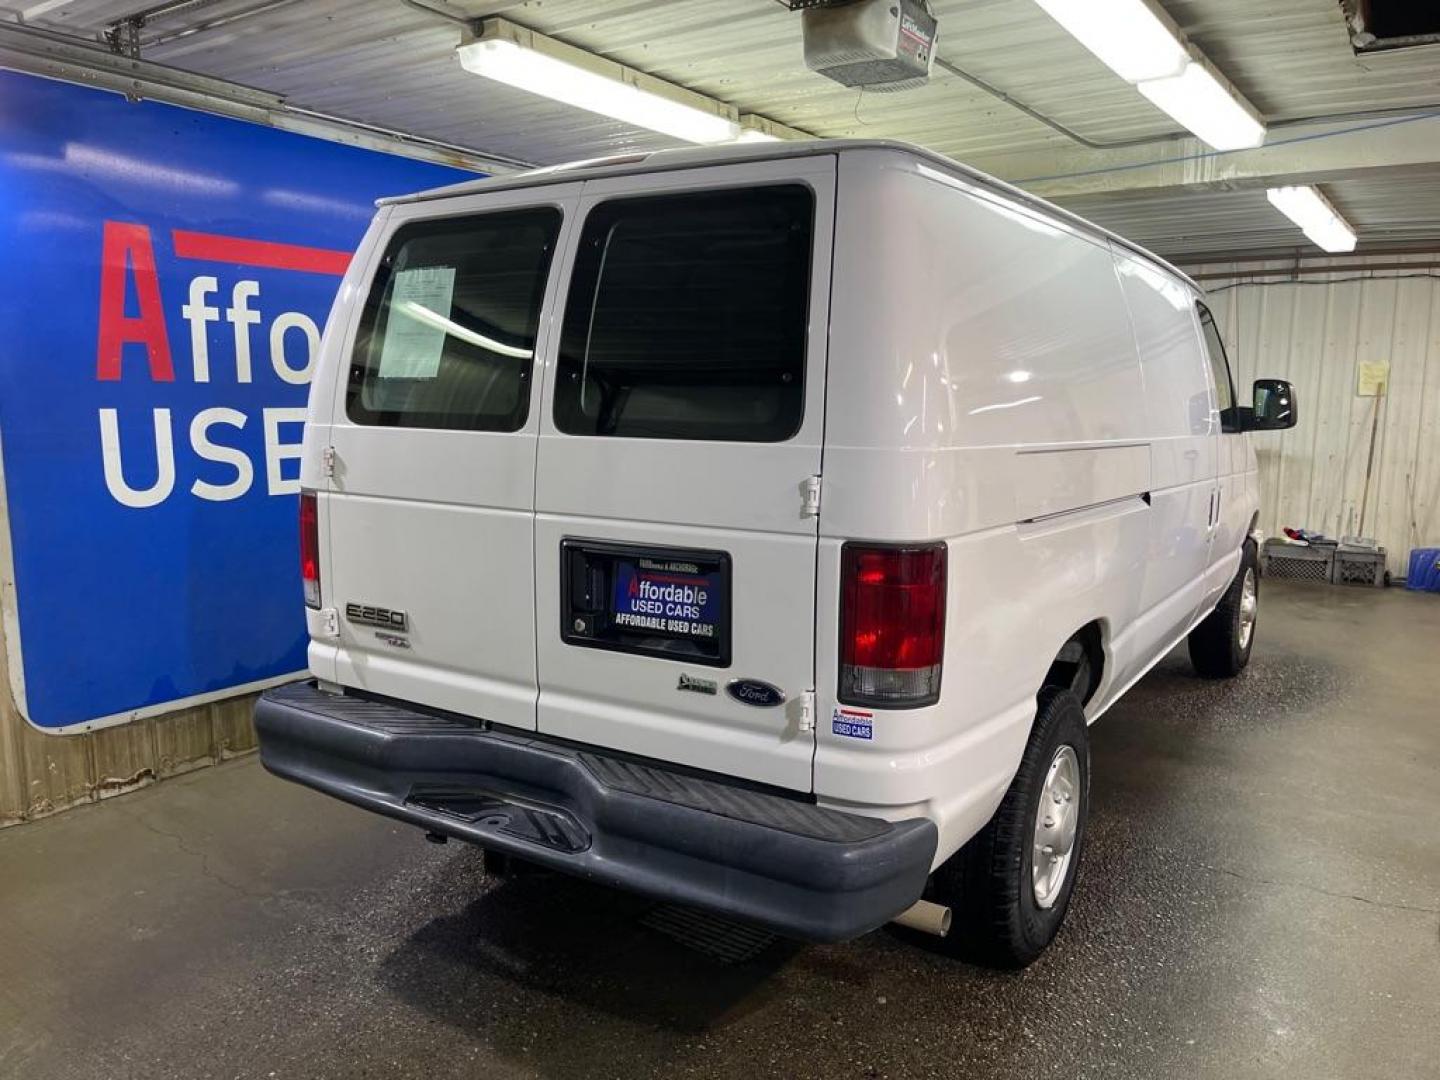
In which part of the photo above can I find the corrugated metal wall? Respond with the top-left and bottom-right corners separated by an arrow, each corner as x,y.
0,645 -> 259,827
1197,255 -> 1440,576
0,703 -> 257,824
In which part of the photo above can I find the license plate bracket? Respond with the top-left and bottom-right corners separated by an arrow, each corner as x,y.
561,540 -> 731,667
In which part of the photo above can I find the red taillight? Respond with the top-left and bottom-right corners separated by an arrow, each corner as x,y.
839,543 -> 946,708
299,491 -> 320,609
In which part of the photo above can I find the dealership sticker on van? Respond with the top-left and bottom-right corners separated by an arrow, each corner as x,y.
613,560 -> 722,641
832,707 -> 874,740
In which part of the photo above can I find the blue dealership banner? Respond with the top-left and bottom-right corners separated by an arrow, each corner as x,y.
0,70 -> 472,731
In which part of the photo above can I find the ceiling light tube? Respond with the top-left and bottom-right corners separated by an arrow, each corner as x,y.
1136,59 -> 1266,150
1266,186 -> 1358,253
1031,0 -> 1189,82
456,19 -> 740,145
1031,0 -> 1267,151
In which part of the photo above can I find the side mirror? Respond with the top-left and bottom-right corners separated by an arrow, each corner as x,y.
1246,378 -> 1297,431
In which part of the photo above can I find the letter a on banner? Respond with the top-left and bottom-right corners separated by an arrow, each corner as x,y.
96,221 -> 174,382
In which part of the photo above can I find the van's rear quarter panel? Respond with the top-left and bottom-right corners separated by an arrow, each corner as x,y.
816,150 -> 1165,861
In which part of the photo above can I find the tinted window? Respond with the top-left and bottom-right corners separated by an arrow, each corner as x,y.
554,185 -> 813,442
348,207 -> 561,431
1197,303 -> 1239,433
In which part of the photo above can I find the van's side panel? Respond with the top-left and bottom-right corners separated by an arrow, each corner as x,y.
320,184 -> 585,730
1212,424 -> 1257,592
816,150 -> 1151,862
1110,250 -> 1218,669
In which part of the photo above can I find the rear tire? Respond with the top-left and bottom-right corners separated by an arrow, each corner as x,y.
930,687 -> 1090,969
1188,540 -> 1258,679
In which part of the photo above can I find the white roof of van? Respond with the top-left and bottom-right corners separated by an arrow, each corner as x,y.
379,139 -> 1198,293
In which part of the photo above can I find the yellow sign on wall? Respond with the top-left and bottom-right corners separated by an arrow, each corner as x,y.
1357,360 -> 1390,397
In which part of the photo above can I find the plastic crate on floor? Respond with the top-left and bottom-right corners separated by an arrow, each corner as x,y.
1407,548 -> 1440,592
1260,539 -> 1334,583
1331,547 -> 1387,587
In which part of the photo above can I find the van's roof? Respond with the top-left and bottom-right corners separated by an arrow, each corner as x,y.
380,138 -> 1198,293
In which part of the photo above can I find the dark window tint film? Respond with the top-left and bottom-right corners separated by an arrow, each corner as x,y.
348,207 -> 561,431
554,186 -> 814,442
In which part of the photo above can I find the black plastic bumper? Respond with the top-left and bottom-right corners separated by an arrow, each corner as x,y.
254,682 -> 937,942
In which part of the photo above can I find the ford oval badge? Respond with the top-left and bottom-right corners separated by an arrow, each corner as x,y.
726,679 -> 786,708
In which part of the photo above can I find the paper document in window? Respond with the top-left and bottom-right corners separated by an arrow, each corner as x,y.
378,266 -> 457,379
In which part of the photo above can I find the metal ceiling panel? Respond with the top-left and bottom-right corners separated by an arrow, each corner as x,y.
10,0 -> 1434,165
1057,171 -> 1440,258
2,0 -> 1437,255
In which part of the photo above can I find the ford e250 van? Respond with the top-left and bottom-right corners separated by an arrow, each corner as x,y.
255,141 -> 1297,967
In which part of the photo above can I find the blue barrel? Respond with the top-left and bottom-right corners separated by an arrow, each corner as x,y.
1407,548 -> 1440,592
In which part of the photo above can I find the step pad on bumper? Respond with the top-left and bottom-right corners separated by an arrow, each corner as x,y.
407,786 -> 591,854
255,682 -> 937,942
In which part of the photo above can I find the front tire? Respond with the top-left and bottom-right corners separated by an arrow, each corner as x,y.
1188,540 -> 1258,678
931,687 -> 1090,968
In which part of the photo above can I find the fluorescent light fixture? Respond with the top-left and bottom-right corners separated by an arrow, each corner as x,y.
735,115 -> 811,143
1137,60 -> 1266,150
1266,186 -> 1358,253
457,19 -> 740,145
1031,0 -> 1188,82
1031,0 -> 1267,151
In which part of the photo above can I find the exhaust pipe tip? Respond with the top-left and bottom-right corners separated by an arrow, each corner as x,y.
891,898 -> 952,938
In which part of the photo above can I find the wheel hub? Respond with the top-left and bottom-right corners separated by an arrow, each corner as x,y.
1238,567 -> 1258,650
1032,745 -> 1080,909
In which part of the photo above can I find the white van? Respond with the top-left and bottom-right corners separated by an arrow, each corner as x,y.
256,140 -> 1297,967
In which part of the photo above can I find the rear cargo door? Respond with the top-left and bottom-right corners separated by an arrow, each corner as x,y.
324,184 -> 582,731
533,157 -> 836,792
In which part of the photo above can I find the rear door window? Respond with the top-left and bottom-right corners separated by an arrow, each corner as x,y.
348,207 -> 562,431
553,185 -> 814,442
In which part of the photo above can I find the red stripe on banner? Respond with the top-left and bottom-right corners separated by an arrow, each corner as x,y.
171,229 -> 351,275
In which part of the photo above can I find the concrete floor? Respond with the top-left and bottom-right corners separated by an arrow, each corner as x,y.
2,581 -> 1437,1080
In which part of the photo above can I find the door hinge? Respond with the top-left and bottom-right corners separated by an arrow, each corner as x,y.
321,445 -> 337,478
318,607 -> 339,638
797,689 -> 816,733
801,474 -> 822,518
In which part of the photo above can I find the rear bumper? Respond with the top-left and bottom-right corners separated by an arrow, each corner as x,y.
254,683 -> 937,942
